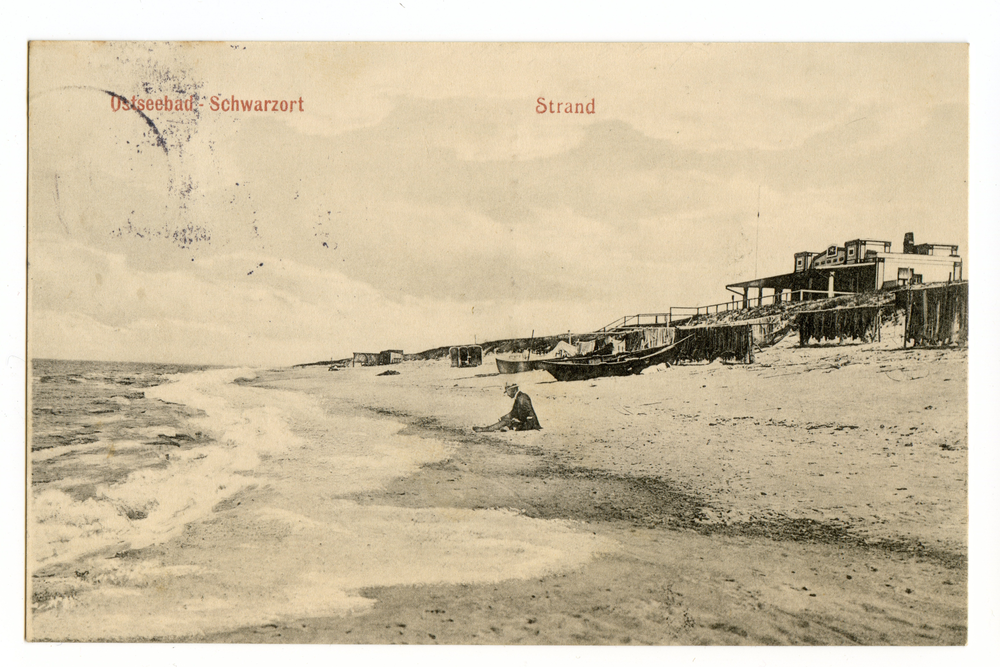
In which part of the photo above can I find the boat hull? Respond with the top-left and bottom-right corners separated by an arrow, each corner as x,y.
496,357 -> 539,374
535,358 -> 639,381
535,340 -> 686,382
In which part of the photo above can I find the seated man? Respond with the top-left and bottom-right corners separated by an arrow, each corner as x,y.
473,382 -> 542,432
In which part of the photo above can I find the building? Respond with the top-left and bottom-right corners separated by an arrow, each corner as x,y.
352,352 -> 380,367
727,232 -> 963,308
353,350 -> 404,366
378,349 -> 403,365
449,345 -> 483,368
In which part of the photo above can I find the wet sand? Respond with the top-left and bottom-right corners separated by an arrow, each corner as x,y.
202,331 -> 966,645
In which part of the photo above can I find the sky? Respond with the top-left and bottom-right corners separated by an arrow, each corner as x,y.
27,42 -> 968,366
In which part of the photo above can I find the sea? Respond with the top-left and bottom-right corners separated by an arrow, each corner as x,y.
28,358 -> 609,641
30,359 -> 221,565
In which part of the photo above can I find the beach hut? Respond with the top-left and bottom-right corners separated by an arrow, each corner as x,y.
378,349 -> 403,365
449,345 -> 483,368
352,352 -> 379,367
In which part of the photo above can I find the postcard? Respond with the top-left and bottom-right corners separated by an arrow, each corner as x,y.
26,41 -> 968,644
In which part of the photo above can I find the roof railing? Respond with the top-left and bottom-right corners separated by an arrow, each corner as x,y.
598,290 -> 864,332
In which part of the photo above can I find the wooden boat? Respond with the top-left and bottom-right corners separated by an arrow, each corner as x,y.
496,357 -> 540,374
535,338 -> 690,382
497,329 -> 540,374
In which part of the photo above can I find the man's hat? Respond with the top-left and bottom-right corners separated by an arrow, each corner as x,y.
504,382 -> 518,391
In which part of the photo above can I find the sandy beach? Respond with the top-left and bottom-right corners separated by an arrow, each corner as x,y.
181,328 -> 965,645
28,324 -> 967,645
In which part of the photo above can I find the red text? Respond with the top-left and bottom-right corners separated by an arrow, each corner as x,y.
536,97 -> 595,114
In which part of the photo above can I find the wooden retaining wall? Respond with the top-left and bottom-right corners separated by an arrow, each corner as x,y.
673,324 -> 755,364
899,282 -> 968,347
796,305 -> 892,345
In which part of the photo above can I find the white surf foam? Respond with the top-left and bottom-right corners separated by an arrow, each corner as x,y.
30,367 -> 617,641
31,368 -> 314,567
32,502 -> 615,641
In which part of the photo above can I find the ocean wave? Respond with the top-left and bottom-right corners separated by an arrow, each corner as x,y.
31,368 -> 290,565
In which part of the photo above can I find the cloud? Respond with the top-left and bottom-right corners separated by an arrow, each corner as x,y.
28,236 -> 613,364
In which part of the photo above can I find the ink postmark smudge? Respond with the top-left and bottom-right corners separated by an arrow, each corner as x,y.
103,90 -> 169,154
96,52 -> 214,251
110,220 -> 211,249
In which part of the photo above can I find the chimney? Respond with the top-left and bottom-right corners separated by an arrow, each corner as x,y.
903,232 -> 915,254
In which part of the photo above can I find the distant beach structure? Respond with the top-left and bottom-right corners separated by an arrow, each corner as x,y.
378,350 -> 403,365
449,345 -> 483,368
352,352 -> 379,367
353,350 -> 404,367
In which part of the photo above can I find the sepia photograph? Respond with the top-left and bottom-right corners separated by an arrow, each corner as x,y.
25,39 -> 977,648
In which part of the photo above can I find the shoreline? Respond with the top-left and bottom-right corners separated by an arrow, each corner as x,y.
28,336 -> 967,644
201,338 -> 966,645
324,398 -> 965,569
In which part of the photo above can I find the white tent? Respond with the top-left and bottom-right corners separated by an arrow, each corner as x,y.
544,340 -> 579,358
